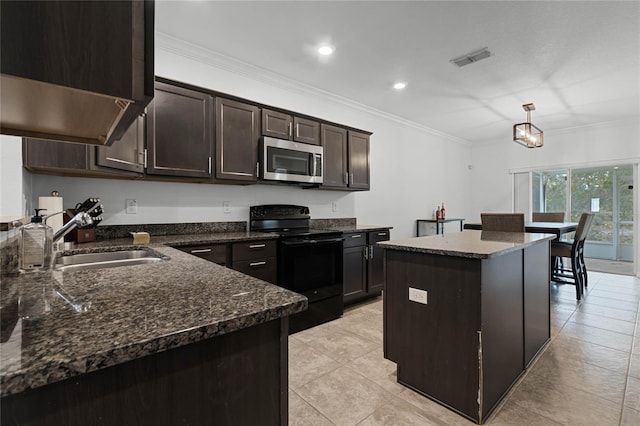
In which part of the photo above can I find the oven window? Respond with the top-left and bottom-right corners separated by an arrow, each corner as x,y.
267,147 -> 311,176
280,241 -> 342,292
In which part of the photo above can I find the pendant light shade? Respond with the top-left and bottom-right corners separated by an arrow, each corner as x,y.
513,103 -> 544,148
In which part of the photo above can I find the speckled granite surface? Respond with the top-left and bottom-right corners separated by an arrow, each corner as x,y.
378,230 -> 555,259
327,224 -> 393,233
96,221 -> 247,240
0,236 -> 306,397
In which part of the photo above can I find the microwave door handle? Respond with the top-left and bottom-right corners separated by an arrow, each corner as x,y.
310,153 -> 316,176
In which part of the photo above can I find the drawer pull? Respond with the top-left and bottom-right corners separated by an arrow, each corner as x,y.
190,248 -> 212,254
250,261 -> 266,267
249,244 -> 266,249
351,234 -> 362,238
378,232 -> 387,236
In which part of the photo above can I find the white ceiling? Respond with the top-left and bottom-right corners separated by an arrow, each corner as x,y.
156,1 -> 640,144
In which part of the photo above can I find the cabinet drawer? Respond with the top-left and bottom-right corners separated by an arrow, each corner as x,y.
232,240 -> 277,261
343,232 -> 366,248
232,258 -> 277,284
178,244 -> 227,265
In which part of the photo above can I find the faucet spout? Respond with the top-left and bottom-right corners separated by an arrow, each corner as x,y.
53,212 -> 94,243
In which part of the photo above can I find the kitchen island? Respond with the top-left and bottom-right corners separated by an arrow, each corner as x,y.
0,232 -> 306,425
380,230 -> 555,424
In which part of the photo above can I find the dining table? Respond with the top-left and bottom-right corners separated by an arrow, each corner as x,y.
463,221 -> 578,240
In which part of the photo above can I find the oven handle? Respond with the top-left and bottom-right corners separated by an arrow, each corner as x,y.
281,237 -> 344,246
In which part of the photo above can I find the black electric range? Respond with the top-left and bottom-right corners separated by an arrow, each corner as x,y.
250,205 -> 344,333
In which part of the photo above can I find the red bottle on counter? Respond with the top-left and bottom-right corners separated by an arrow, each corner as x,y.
441,202 -> 446,219
435,206 -> 441,220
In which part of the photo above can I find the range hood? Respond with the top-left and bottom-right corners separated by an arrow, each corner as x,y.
0,1 -> 154,146
1,75 -> 132,145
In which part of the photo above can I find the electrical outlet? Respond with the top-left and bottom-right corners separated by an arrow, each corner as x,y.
409,287 -> 428,305
125,199 -> 137,214
223,201 -> 231,214
332,202 -> 338,212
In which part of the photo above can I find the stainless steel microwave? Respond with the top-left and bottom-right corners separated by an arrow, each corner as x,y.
259,137 -> 323,184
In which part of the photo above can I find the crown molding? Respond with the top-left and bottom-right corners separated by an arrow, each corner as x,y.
155,32 -> 471,147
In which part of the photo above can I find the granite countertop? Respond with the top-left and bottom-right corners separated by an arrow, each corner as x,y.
320,225 -> 393,233
378,230 -> 556,259
0,231 -> 306,397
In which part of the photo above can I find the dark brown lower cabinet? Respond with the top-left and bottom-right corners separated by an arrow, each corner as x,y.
383,241 -> 550,424
343,230 -> 390,304
1,318 -> 289,426
176,240 -> 277,285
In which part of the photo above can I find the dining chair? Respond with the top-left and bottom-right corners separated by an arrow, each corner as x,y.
480,213 -> 525,232
532,212 -> 565,222
550,212 -> 595,300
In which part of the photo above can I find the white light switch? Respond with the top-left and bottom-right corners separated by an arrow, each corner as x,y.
409,287 -> 428,305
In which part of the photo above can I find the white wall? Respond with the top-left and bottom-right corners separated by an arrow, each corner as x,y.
469,119 -> 640,221
3,35 -> 471,239
0,135 -> 27,217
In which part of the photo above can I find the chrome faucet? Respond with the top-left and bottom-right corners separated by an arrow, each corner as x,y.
52,212 -> 94,243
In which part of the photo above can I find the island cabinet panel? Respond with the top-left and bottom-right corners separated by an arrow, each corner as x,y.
146,82 -> 213,178
343,232 -> 368,301
523,241 -> 551,367
383,236 -> 551,424
1,318 -> 289,426
385,250 -> 482,419
215,98 -> 260,182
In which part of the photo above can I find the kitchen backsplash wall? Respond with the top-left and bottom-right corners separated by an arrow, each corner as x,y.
29,175 -> 356,227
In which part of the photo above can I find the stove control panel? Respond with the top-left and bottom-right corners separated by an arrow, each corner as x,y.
250,204 -> 310,220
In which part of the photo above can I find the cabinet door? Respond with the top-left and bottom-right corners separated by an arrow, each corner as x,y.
293,117 -> 320,145
215,98 -> 259,182
347,131 -> 370,190
23,138 -> 89,171
321,124 -> 348,188
262,108 -> 292,140
343,232 -> 367,302
367,230 -> 390,293
96,115 -> 144,173
146,82 -> 213,178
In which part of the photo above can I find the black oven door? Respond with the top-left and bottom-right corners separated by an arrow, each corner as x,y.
279,237 -> 343,302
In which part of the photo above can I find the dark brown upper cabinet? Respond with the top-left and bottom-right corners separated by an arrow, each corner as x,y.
96,116 -> 145,173
1,1 -> 154,146
261,109 -> 320,145
146,82 -> 213,179
321,124 -> 348,189
23,116 -> 145,178
215,98 -> 260,182
348,131 -> 371,190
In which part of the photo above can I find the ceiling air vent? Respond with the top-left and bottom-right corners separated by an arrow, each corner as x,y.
450,47 -> 491,67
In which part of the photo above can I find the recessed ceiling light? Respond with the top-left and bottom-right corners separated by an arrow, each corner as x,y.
393,82 -> 407,90
318,45 -> 334,55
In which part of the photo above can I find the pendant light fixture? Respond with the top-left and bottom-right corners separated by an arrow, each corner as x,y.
513,103 -> 544,148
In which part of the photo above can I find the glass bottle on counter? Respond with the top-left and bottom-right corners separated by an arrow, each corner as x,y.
435,206 -> 441,220
441,202 -> 446,219
19,209 -> 53,273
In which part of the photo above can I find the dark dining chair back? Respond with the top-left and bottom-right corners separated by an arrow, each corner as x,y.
532,212 -> 565,222
480,213 -> 525,232
551,212 -> 595,300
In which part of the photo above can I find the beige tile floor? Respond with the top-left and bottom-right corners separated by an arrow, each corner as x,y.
288,271 -> 640,425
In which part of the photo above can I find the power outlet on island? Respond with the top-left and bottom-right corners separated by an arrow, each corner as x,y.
409,287 -> 428,305
223,201 -> 231,214
332,202 -> 338,212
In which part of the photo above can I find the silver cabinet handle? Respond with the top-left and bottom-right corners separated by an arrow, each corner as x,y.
378,232 -> 387,236
190,248 -> 212,254
351,234 -> 362,238
249,244 -> 266,249
288,122 -> 292,138
208,156 -> 212,174
295,123 -> 299,138
369,246 -> 374,259
363,246 -> 369,260
250,261 -> 266,267
143,148 -> 148,169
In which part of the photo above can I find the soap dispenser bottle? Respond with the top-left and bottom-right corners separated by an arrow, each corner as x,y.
19,209 -> 53,273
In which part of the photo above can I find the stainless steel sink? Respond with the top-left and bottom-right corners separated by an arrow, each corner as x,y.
54,249 -> 167,272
